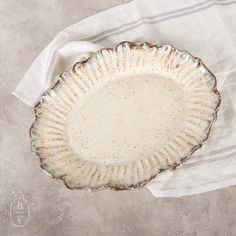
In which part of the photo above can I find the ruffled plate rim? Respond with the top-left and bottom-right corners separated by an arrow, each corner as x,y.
30,41 -> 221,191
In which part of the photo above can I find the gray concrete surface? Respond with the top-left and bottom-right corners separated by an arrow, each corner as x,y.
0,0 -> 236,235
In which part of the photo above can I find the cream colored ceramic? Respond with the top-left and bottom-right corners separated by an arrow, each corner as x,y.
30,42 -> 221,190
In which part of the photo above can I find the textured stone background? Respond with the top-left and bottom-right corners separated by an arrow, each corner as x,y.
0,0 -> 236,235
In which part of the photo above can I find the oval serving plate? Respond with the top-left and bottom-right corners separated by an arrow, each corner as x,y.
30,42 -> 221,190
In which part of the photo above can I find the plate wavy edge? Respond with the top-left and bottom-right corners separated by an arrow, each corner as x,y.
29,41 -> 222,191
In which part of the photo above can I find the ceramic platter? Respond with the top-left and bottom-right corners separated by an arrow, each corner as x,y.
30,42 -> 221,190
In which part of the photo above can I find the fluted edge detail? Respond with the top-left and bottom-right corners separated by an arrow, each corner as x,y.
30,41 -> 221,191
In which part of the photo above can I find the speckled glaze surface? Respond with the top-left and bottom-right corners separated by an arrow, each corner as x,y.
30,42 -> 221,190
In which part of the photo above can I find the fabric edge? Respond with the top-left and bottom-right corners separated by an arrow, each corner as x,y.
147,179 -> 236,198
12,87 -> 35,107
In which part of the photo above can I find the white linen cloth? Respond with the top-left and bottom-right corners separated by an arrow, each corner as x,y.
12,0 -> 236,197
